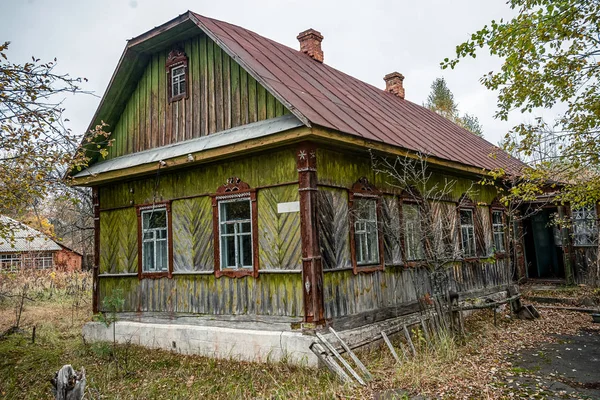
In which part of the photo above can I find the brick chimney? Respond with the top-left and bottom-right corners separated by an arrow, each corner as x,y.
384,72 -> 405,99
297,29 -> 324,63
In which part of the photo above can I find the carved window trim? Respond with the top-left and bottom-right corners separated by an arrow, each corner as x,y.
490,198 -> 508,257
458,195 -> 478,261
349,177 -> 384,274
211,178 -> 259,278
136,201 -> 173,280
166,47 -> 189,103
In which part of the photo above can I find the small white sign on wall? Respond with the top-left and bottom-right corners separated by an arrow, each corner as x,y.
277,201 -> 300,213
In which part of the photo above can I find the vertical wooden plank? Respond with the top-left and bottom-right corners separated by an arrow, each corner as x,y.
214,44 -> 224,132
200,35 -> 209,136
192,36 -> 201,139
222,51 -> 231,130
184,39 -> 193,141
139,69 -> 147,151
150,54 -> 158,149
266,92 -> 276,119
158,52 -> 167,147
248,75 -> 258,123
240,67 -> 248,125
207,39 -> 216,134
257,82 -> 267,121
231,59 -> 241,128
276,98 -> 284,117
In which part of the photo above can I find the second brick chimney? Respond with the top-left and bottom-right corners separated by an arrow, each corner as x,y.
384,72 -> 405,99
297,29 -> 324,63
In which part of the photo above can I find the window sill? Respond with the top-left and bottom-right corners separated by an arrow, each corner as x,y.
353,264 -> 384,274
216,268 -> 257,278
139,271 -> 171,279
168,93 -> 187,103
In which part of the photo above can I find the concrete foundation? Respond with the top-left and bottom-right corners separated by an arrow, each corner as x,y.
82,320 -> 318,366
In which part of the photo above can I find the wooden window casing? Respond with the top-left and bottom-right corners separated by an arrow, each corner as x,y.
136,202 -> 173,279
458,196 -> 477,260
166,47 -> 189,103
212,177 -> 259,278
349,177 -> 384,274
572,205 -> 598,247
490,199 -> 508,257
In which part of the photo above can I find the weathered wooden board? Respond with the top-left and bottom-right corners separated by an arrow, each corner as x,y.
98,148 -> 298,209
99,208 -> 138,274
317,188 -> 351,270
257,185 -> 302,270
172,196 -> 214,272
98,273 -> 304,317
316,148 -> 499,204
382,195 -> 402,265
104,32 -> 290,160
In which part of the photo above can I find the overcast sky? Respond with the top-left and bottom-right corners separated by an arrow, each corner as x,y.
1,0 -> 546,147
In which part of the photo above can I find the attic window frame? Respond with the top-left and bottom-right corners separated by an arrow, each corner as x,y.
166,48 -> 189,103
349,177 -> 384,274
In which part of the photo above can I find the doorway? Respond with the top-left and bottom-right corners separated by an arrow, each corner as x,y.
523,208 -> 565,279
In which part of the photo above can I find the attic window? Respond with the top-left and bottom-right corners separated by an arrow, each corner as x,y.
166,47 -> 188,103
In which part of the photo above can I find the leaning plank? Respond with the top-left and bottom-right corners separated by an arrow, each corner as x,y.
310,342 -> 353,384
420,317 -> 431,346
316,333 -> 365,386
381,331 -> 400,364
403,325 -> 417,357
328,327 -> 373,382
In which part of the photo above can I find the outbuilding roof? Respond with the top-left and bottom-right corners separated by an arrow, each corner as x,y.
0,216 -> 62,253
79,11 -> 523,177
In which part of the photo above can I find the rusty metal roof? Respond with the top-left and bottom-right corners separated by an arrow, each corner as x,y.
190,12 -> 523,173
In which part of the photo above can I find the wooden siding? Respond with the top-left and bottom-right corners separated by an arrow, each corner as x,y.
172,196 -> 213,272
257,185 -> 302,270
382,195 -> 402,265
105,33 -> 289,160
317,147 -> 499,204
317,188 -> 351,270
98,148 -> 298,210
323,260 -> 510,319
98,273 -> 303,317
99,208 -> 138,274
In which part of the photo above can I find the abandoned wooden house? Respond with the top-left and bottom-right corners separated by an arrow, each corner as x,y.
73,11 -> 529,364
0,216 -> 83,272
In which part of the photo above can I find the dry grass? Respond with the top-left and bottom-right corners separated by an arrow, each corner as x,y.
1,274 -> 596,399
0,280 -> 347,399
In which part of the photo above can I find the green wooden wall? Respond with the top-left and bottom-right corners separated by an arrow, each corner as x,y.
97,148 -> 303,316
99,148 -> 297,209
317,148 -> 499,204
105,32 -> 290,160
99,274 -> 303,316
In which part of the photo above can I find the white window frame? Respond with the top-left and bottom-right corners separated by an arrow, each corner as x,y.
572,206 -> 597,247
218,197 -> 254,270
460,208 -> 477,258
353,198 -> 380,266
403,202 -> 424,261
1,253 -> 21,271
171,65 -> 186,98
141,207 -> 169,272
492,210 -> 506,253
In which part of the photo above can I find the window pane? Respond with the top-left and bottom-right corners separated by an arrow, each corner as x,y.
460,209 -> 473,225
222,200 -> 251,221
354,199 -> 379,265
403,203 -> 423,261
143,241 -> 154,271
492,211 -> 502,225
156,240 -> 168,271
221,235 -> 236,268
240,234 -> 252,267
